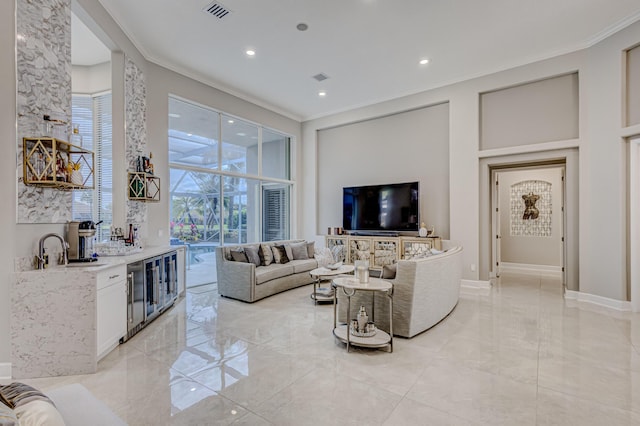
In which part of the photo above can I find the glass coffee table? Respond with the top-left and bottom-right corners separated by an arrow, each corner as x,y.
309,264 -> 355,304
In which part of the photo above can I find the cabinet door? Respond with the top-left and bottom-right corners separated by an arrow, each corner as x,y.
372,239 -> 398,268
402,239 -> 433,259
326,236 -> 348,262
349,238 -> 372,263
97,278 -> 127,360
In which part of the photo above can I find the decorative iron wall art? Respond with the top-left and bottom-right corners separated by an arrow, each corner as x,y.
510,180 -> 552,237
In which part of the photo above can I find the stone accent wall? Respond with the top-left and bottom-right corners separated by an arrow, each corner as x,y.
16,0 -> 72,223
124,56 -> 148,228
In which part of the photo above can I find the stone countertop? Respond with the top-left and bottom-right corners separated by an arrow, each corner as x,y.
17,245 -> 186,274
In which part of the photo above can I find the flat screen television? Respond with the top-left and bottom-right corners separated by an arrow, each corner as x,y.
343,181 -> 419,232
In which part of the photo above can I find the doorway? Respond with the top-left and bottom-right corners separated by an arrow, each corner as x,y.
479,149 -> 579,292
491,165 -> 565,286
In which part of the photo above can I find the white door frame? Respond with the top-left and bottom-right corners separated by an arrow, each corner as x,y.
630,136 -> 640,312
491,165 -> 565,280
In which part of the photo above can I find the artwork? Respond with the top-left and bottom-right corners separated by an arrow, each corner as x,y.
510,180 -> 552,237
522,192 -> 540,219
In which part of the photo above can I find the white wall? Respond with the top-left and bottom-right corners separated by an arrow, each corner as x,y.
304,18 -> 640,297
72,62 -> 111,94
316,103 -> 449,237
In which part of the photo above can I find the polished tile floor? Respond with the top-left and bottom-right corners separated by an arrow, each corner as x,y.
22,272 -> 640,425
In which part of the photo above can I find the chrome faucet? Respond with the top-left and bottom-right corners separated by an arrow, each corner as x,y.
37,233 -> 68,269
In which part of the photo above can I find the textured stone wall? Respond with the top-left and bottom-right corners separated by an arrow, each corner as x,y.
125,56 -> 148,228
16,0 -> 73,223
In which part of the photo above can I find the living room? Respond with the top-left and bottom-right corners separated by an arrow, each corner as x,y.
2,0 -> 640,424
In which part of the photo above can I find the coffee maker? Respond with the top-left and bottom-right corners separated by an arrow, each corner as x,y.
67,221 -> 101,262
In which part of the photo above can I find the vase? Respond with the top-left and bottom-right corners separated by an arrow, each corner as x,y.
70,170 -> 83,186
419,222 -> 428,237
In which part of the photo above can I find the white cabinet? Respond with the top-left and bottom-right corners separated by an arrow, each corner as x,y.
97,265 -> 127,360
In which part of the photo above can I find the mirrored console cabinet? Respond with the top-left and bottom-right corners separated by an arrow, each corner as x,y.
326,235 -> 442,270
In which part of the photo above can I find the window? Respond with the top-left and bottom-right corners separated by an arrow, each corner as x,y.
168,96 -> 293,286
72,92 -> 112,241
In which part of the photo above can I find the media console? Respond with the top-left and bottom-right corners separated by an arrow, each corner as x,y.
326,234 -> 442,270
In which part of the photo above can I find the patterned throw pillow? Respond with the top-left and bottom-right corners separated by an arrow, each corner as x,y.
259,244 -> 273,266
271,245 -> 290,264
0,383 -> 64,426
230,250 -> 248,263
0,401 -> 17,426
290,241 -> 309,260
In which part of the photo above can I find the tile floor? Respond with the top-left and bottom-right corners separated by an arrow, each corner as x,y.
20,272 -> 640,425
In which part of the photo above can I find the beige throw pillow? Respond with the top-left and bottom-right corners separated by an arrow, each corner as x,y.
259,244 -> 273,266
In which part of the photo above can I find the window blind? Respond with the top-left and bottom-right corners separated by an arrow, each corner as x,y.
72,92 -> 112,241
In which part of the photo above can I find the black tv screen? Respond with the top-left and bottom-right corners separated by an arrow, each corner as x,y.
343,182 -> 419,232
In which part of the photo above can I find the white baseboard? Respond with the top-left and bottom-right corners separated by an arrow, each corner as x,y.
0,363 -> 11,380
565,290 -> 632,312
499,262 -> 562,278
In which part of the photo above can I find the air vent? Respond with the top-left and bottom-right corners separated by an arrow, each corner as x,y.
312,73 -> 330,82
202,2 -> 232,19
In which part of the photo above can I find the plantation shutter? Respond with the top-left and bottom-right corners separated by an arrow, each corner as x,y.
262,186 -> 290,241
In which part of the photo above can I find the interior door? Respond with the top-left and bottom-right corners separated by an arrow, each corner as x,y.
491,169 -> 501,278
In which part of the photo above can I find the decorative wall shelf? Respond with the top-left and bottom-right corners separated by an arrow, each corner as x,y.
128,172 -> 160,202
23,137 -> 95,190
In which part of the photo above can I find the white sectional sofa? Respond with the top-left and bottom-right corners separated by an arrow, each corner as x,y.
216,239 -> 318,303
338,245 -> 463,337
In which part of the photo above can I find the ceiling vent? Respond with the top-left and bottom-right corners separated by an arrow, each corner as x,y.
312,73 -> 330,82
202,2 -> 232,19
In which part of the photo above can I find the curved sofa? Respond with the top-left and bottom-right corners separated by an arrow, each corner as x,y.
216,239 -> 317,303
338,246 -> 463,338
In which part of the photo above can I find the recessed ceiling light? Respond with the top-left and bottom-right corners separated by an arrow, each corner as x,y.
419,58 -> 429,65
169,113 -> 180,118
246,49 -> 255,56
318,91 -> 327,97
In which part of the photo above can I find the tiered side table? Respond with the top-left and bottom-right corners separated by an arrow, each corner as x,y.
332,277 -> 393,353
308,264 -> 355,304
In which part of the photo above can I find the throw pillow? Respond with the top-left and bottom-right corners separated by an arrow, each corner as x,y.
244,246 -> 261,266
0,383 -> 64,426
381,263 -> 397,279
306,241 -> 315,258
271,245 -> 290,264
230,250 -> 248,263
14,400 -> 65,426
259,244 -> 273,266
314,247 -> 333,267
0,401 -> 17,426
290,241 -> 309,260
284,244 -> 294,261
